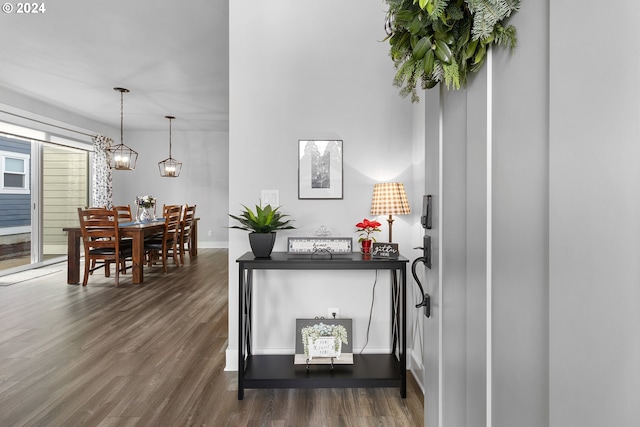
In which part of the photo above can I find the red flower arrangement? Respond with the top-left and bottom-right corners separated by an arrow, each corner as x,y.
355,218 -> 382,243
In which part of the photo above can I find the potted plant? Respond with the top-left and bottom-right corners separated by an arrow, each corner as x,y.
355,218 -> 382,254
229,203 -> 296,258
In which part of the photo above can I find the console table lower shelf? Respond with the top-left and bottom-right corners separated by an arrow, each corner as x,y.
242,354 -> 403,392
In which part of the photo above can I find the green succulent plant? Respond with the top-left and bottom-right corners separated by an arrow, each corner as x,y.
229,203 -> 296,233
384,0 -> 520,102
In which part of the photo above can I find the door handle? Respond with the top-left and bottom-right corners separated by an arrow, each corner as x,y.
411,257 -> 431,318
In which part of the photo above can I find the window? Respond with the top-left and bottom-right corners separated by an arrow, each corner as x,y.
1,151 -> 30,194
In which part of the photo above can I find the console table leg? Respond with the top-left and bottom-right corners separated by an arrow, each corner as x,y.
401,266 -> 407,398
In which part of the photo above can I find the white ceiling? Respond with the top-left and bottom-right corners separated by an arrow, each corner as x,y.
0,0 -> 228,132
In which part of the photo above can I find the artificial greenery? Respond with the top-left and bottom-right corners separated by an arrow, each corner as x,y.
384,0 -> 520,102
229,203 -> 296,233
301,323 -> 349,358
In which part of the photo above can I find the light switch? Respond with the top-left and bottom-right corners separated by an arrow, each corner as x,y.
261,190 -> 279,206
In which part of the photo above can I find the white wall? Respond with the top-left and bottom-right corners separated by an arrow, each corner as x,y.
111,130 -> 229,247
228,0 -> 416,369
549,1 -> 640,425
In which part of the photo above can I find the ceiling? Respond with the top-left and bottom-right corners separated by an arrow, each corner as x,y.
0,0 -> 229,133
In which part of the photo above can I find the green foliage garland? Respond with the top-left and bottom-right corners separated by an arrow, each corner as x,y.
384,0 -> 520,102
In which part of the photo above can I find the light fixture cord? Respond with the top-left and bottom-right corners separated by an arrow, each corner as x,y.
168,117 -> 173,158
120,90 -> 124,145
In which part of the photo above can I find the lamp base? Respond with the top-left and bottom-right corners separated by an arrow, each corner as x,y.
387,215 -> 394,243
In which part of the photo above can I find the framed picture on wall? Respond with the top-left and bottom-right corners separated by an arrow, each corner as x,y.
298,140 -> 343,199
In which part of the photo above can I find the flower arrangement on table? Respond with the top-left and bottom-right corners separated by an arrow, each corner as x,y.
301,322 -> 349,359
136,195 -> 156,208
135,195 -> 156,222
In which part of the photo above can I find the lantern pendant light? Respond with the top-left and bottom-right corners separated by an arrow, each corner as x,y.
158,115 -> 182,177
108,87 -> 138,170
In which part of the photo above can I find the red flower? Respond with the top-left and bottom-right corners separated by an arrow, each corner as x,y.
355,218 -> 382,242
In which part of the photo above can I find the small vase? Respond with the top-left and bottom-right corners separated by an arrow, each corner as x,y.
138,207 -> 155,222
361,239 -> 372,254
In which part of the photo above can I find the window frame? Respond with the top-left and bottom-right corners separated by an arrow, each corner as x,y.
0,150 -> 30,194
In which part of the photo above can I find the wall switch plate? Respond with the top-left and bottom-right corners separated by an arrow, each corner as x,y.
261,190 -> 279,206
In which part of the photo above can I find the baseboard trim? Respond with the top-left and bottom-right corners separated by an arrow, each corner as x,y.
198,241 -> 228,249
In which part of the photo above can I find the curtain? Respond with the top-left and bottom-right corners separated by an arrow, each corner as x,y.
92,135 -> 113,208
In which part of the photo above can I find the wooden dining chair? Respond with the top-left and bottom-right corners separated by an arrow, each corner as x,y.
144,205 -> 182,273
77,207 -> 132,287
114,205 -> 133,221
178,204 -> 197,266
90,205 -> 133,274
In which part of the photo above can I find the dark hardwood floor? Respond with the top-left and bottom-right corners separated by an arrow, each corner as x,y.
0,249 -> 424,426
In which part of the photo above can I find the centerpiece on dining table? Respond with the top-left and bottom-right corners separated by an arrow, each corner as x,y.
135,195 -> 156,222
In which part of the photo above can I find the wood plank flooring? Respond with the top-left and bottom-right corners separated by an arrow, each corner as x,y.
0,249 -> 424,426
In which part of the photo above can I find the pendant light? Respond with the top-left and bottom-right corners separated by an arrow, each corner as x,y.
108,87 -> 138,170
158,115 -> 182,177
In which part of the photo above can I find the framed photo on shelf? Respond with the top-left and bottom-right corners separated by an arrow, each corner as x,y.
298,140 -> 343,199
294,318 -> 353,365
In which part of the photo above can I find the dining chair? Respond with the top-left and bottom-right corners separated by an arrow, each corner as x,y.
77,207 -> 132,287
90,205 -> 134,274
144,204 -> 182,273
178,204 -> 197,266
114,205 -> 133,221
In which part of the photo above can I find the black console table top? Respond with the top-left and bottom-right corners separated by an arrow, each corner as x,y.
236,251 -> 409,269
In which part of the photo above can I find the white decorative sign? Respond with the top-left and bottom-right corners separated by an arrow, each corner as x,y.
287,237 -> 352,254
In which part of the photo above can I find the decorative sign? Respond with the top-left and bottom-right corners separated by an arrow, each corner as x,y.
294,318 -> 353,365
287,237 -> 352,254
371,242 -> 399,259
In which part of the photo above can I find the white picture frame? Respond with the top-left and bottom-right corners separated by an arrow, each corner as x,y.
298,140 -> 343,199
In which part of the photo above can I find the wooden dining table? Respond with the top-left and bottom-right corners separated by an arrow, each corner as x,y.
64,219 -> 166,285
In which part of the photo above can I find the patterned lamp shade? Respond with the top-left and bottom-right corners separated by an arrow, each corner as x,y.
370,182 -> 411,216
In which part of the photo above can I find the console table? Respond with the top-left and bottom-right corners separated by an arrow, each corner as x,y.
236,251 -> 408,400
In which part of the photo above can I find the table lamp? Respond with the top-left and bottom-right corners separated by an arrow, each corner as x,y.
370,182 -> 411,243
